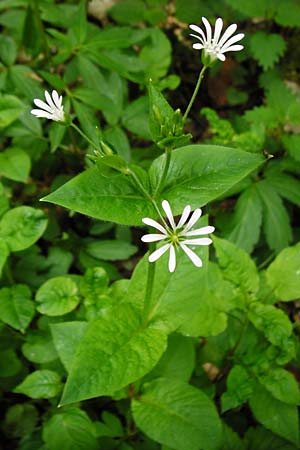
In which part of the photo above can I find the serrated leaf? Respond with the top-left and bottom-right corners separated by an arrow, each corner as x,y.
257,180 -> 292,253
0,206 -> 47,252
14,370 -> 62,399
35,277 -> 80,316
266,172 -> 300,206
259,368 -> 300,405
213,236 -> 259,297
0,285 -> 34,332
221,365 -> 254,412
0,147 -> 31,182
60,303 -> 168,405
227,184 -> 263,253
132,377 -> 222,450
266,244 -> 300,301
249,383 -> 299,445
250,32 -> 286,71
42,408 -> 98,450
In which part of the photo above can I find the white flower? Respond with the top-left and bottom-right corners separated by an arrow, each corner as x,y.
31,90 -> 65,122
189,17 -> 244,63
141,200 -> 214,273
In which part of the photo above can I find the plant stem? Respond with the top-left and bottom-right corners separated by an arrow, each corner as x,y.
183,65 -> 207,123
70,122 -> 99,152
142,254 -> 156,324
153,147 -> 171,197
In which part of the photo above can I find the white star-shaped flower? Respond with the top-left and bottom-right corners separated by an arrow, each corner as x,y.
190,17 -> 244,63
141,200 -> 214,273
31,90 -> 65,122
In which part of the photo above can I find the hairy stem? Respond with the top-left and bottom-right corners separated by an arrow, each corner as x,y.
183,65 -> 207,123
70,122 -> 99,151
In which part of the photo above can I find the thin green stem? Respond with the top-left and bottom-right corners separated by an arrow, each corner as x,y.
70,122 -> 99,151
153,147 -> 171,198
183,65 -> 207,123
142,254 -> 156,324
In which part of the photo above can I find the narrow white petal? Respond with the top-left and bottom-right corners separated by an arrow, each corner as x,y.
31,109 -> 55,120
220,33 -> 244,51
193,43 -> 204,50
221,44 -> 244,53
182,238 -> 213,246
148,243 -> 171,262
180,243 -> 203,267
45,90 -> 56,110
33,99 -> 53,113
218,23 -> 238,47
52,90 -> 61,109
141,234 -> 167,243
183,226 -> 215,237
217,53 -> 226,61
168,245 -> 176,272
213,18 -> 223,44
182,208 -> 202,232
177,205 -> 191,229
162,200 -> 176,230
202,17 -> 212,43
190,33 -> 205,44
189,24 -> 207,43
142,217 -> 168,234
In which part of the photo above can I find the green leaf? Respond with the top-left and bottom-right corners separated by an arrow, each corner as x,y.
259,368 -> 300,405
266,244 -> 300,301
0,94 -> 25,127
214,237 -> 259,297
0,206 -> 47,252
150,145 -> 264,213
266,172 -> 300,206
22,331 -> 58,364
60,303 -> 167,404
148,81 -> 174,142
0,147 -> 31,182
221,365 -> 254,412
72,1 -> 87,45
249,383 -> 299,445
14,370 -> 62,399
42,166 -> 155,226
0,285 -> 34,332
0,349 -> 21,377
244,426 -> 298,450
0,239 -> 9,277
248,303 -> 292,347
122,96 -> 151,139
256,180 -> 292,253
227,184 -> 263,253
35,277 -> 80,316
0,35 -> 17,66
250,32 -> 286,71
282,134 -> 300,162
42,408 -> 98,450
132,377 -> 222,450
109,0 -> 146,24
4,404 -> 38,439
50,322 -> 88,371
84,239 -> 137,261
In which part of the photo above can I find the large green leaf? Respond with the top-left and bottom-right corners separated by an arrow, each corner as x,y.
266,244 -> 300,301
42,166 -> 156,226
259,368 -> 300,405
42,408 -> 98,450
150,145 -> 264,215
0,206 -> 48,252
60,302 -> 167,405
249,383 -> 299,446
132,377 -> 222,450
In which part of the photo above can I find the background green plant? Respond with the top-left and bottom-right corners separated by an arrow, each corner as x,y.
0,0 -> 299,449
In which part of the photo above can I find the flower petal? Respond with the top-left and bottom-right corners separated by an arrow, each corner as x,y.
182,238 -> 213,246
142,217 -> 168,234
168,245 -> 176,272
220,33 -> 244,51
190,33 -> 205,44
213,18 -> 223,45
162,200 -> 176,230
180,243 -> 203,267
218,23 -> 238,47
189,24 -> 207,43
177,204 -> 191,228
221,44 -> 244,53
31,109 -> 55,120
44,90 -> 56,110
141,234 -> 167,243
201,17 -> 212,43
52,90 -> 61,109
182,226 -> 215,237
217,53 -> 226,61
193,43 -> 204,50
33,99 -> 53,113
148,243 -> 171,263
182,208 -> 202,232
